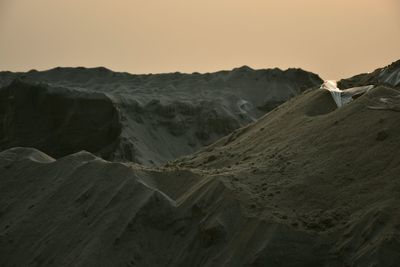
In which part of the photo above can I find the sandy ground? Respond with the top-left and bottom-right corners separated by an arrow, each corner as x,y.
0,61 -> 400,266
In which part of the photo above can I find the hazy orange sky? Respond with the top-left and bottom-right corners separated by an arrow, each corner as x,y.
0,0 -> 399,79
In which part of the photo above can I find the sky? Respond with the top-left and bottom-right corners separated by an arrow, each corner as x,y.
0,0 -> 399,79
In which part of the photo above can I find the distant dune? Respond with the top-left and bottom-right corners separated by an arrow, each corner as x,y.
0,66 -> 322,165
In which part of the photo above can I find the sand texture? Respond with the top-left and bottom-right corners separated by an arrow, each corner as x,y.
0,61 -> 400,266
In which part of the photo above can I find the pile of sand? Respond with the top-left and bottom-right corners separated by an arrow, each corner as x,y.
0,66 -> 322,165
0,61 -> 400,266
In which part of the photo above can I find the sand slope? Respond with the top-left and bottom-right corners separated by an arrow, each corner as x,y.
0,148 -> 330,266
178,85 -> 400,266
1,79 -> 400,266
0,67 -> 322,165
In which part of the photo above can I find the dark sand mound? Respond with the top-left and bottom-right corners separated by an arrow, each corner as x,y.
1,83 -> 400,266
0,67 -> 322,165
0,148 -> 328,266
0,80 -> 121,159
177,85 -> 400,265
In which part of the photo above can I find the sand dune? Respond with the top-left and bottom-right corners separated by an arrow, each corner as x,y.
0,66 -> 322,165
177,84 -> 400,265
1,62 -> 400,266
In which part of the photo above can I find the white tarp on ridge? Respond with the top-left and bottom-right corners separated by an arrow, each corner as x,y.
379,67 -> 400,87
321,80 -> 374,108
